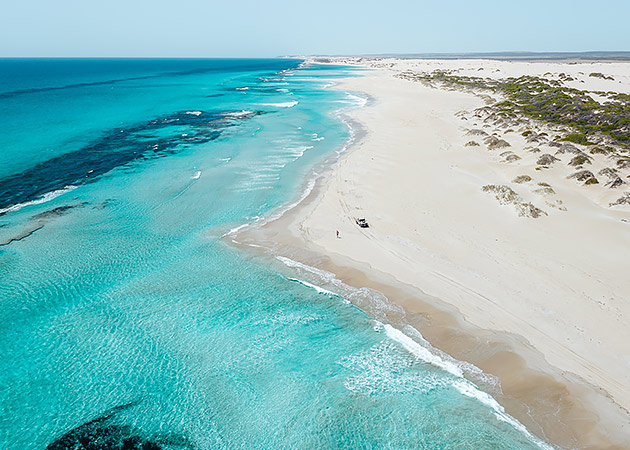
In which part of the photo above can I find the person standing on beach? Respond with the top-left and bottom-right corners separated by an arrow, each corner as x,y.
336,230 -> 340,238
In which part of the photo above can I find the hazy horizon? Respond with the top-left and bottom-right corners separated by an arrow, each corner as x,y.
2,51 -> 630,61
2,0 -> 629,57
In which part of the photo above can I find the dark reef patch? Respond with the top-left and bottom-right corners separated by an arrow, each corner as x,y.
0,110 -> 262,214
31,203 -> 87,220
0,203 -> 86,247
46,402 -> 194,450
0,224 -> 44,247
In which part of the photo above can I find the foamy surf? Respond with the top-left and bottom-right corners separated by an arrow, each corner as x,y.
0,185 -> 78,216
226,110 -> 255,118
383,324 -> 463,378
261,101 -> 298,108
222,223 -> 249,238
274,254 -> 553,450
384,325 -> 553,449
287,277 -> 344,299
341,92 -> 368,108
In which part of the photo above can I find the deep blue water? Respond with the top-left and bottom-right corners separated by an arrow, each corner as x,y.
0,59 -> 550,449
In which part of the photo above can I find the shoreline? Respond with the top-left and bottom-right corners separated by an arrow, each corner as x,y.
228,59 -> 630,449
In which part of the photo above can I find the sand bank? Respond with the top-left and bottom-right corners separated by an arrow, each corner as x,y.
233,59 -> 630,449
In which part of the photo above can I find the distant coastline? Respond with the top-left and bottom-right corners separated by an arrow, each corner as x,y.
299,51 -> 630,61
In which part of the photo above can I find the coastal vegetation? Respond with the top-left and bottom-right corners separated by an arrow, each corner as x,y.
482,184 -> 547,218
398,67 -> 630,212
589,72 -> 614,81
513,175 -> 532,183
568,170 -> 599,185
399,70 -> 630,149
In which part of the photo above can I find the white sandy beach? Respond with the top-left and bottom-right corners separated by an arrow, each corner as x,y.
237,58 -> 630,449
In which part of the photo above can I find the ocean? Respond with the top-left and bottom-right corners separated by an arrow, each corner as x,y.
0,59 -> 550,449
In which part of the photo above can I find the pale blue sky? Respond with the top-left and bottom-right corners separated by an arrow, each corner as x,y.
1,0 -> 629,57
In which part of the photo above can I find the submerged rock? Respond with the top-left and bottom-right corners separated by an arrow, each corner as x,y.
46,402 -> 194,450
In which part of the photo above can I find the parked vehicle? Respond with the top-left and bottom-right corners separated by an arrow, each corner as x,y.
355,217 -> 369,228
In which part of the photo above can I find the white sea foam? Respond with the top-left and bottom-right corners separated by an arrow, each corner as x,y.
185,111 -> 202,116
275,259 -> 483,389
340,341 -> 452,396
276,256 -> 338,284
385,324 -> 553,450
286,145 -> 313,160
226,110 -> 255,118
234,185 -> 274,193
287,277 -> 341,298
260,173 -> 318,223
260,311 -> 321,326
236,87 -> 249,91
276,88 -> 290,93
343,92 -> 368,108
274,254 -> 551,449
383,324 -> 464,378
223,223 -> 249,237
261,101 -> 298,108
0,185 -> 78,216
452,380 -> 554,450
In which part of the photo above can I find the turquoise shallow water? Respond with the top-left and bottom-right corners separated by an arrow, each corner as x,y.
0,59 -> 549,449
